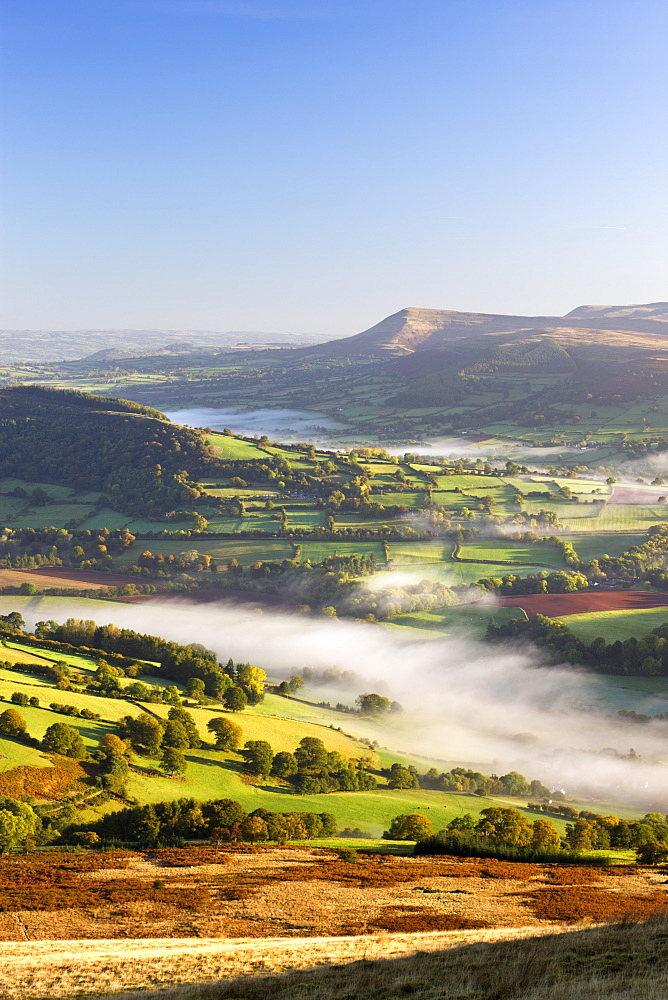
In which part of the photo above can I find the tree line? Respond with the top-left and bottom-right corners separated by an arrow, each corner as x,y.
81,796 -> 338,845
486,613 -> 668,677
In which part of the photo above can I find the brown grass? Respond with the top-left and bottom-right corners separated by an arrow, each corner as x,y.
0,847 -> 664,998
0,756 -> 90,800
0,926 -> 584,999
87,918 -> 668,1000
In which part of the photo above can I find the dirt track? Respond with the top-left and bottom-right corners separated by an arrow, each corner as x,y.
495,589 -> 668,617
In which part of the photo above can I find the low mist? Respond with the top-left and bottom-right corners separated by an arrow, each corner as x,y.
16,597 -> 668,809
164,406 -> 584,465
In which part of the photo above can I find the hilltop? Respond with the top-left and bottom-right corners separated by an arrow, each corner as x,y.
301,303 -> 668,357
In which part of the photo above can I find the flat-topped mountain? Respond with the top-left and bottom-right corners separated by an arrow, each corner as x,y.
565,302 -> 668,321
304,304 -> 668,358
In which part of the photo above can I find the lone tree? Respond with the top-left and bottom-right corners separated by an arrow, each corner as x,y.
356,693 -> 391,716
160,746 -> 187,777
161,719 -> 190,750
387,764 -> 419,789
0,709 -> 27,738
167,707 -> 201,748
207,717 -> 242,751
288,674 -> 304,694
42,722 -> 86,759
294,737 -> 328,771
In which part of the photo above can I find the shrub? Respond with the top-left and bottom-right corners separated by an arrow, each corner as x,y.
42,722 -> 87,759
338,847 -> 359,863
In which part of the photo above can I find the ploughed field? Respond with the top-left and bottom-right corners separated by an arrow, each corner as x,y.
494,589 -> 668,617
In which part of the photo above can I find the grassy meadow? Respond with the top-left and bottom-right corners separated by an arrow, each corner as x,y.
558,606 -> 668,641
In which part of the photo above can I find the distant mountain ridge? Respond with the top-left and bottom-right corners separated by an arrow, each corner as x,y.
0,328 -> 321,363
565,302 -> 668,321
303,303 -> 668,358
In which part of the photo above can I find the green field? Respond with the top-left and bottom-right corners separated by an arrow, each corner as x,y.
0,595 -> 131,619
387,603 -> 526,640
298,540 -> 385,564
388,541 -> 450,564
458,539 -> 565,567
581,673 -> 668,715
205,433 -> 272,460
561,505 -> 666,531
558,606 -> 668,641
115,537 -> 296,567
561,531 -> 647,561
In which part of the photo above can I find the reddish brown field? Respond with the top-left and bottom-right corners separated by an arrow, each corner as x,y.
495,589 -> 668,617
0,566 -> 140,592
0,847 -> 665,999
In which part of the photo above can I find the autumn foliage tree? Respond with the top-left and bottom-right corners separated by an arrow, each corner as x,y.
207,717 -> 242,750
384,814 -> 433,841
0,709 -> 27,738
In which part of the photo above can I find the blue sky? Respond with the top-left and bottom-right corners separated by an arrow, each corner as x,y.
1,0 -> 666,335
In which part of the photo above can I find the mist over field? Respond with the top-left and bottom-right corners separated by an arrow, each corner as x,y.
17,598 -> 668,806
165,407 -> 345,441
167,406 -> 587,464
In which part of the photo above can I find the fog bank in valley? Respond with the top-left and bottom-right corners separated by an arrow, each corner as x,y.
16,598 -> 668,807
166,407 -> 581,463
